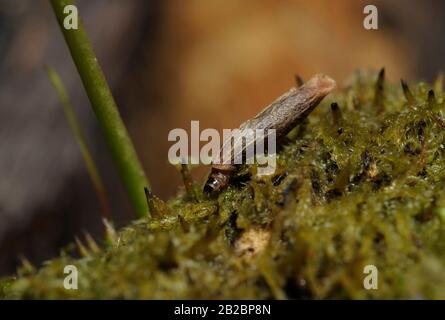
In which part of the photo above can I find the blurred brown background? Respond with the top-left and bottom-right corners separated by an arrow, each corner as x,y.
0,0 -> 444,275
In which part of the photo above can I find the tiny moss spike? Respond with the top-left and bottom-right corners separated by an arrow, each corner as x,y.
144,187 -> 157,217
144,187 -> 160,218
330,102 -> 343,125
434,72 -> 444,94
83,232 -> 100,254
102,218 -> 117,245
18,256 -> 35,276
401,79 -> 416,107
374,68 -> 385,112
75,237 -> 90,257
428,89 -> 436,107
373,68 -> 384,110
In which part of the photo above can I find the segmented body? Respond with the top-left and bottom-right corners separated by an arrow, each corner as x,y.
204,74 -> 336,194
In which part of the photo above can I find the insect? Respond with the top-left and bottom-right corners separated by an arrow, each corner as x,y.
203,73 -> 336,195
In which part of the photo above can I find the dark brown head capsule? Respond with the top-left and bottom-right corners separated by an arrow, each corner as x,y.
203,164 -> 234,194
204,73 -> 336,195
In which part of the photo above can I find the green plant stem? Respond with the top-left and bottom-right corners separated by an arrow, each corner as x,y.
45,66 -> 112,221
49,0 -> 149,217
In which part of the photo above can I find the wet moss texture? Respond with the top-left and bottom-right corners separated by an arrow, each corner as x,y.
2,71 -> 445,299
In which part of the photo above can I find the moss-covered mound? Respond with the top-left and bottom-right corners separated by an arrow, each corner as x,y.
2,71 -> 445,299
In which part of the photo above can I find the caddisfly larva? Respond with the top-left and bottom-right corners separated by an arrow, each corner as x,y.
204,73 -> 336,195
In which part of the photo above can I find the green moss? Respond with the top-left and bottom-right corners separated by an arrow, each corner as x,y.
3,71 -> 445,299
